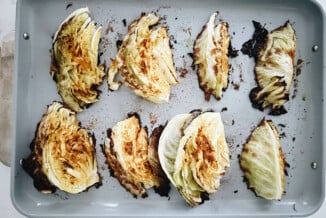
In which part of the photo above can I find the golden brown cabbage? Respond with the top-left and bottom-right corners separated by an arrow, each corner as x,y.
107,13 -> 178,103
51,7 -> 105,112
158,111 -> 229,206
22,102 -> 101,194
194,12 -> 230,101
103,114 -> 168,197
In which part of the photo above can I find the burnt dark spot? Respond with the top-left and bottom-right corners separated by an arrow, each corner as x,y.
233,190 -> 238,194
278,124 -> 286,128
279,132 -> 286,138
228,42 -> 239,58
154,182 -> 171,197
296,67 -> 302,77
297,58 -> 303,65
249,87 -> 264,110
269,106 -> 287,116
22,139 -> 57,193
241,21 -> 268,60
107,165 -> 115,177
66,3 -> 73,10
141,192 -> 148,198
97,54 -> 101,65
200,192 -> 210,204
127,112 -> 142,126
106,128 -> 113,138
94,180 -> 103,189
116,40 -> 123,49
204,109 -> 215,113
295,59 -> 304,78
187,52 -> 194,59
221,107 -> 228,112
122,19 -> 127,27
285,169 -> 289,176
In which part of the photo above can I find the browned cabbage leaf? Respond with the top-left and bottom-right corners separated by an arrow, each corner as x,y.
22,102 -> 101,194
103,114 -> 169,197
194,12 -> 231,101
158,111 -> 230,206
51,7 -> 105,112
107,13 -> 178,104
245,21 -> 296,115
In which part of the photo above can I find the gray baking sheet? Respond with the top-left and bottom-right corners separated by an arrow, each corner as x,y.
11,0 -> 325,217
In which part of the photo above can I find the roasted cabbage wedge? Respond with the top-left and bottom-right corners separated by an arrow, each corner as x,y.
22,102 -> 101,194
107,13 -> 178,103
240,119 -> 286,200
51,7 -> 105,112
158,111 -> 230,206
243,21 -> 296,115
194,12 -> 231,101
103,114 -> 168,197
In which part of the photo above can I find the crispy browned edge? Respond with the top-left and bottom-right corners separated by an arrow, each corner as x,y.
245,21 -> 295,115
21,101 -> 102,194
50,15 -> 106,112
101,113 -> 170,198
193,13 -> 233,101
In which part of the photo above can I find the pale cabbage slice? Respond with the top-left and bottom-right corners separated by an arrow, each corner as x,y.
158,112 -> 229,206
107,13 -> 178,103
240,119 -> 286,200
51,7 -> 105,112
158,114 -> 192,186
194,12 -> 230,101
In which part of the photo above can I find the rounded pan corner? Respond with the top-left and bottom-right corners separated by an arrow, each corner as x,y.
303,195 -> 325,217
10,189 -> 33,218
298,179 -> 325,217
10,162 -> 36,218
11,0 -> 326,217
308,0 -> 326,19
